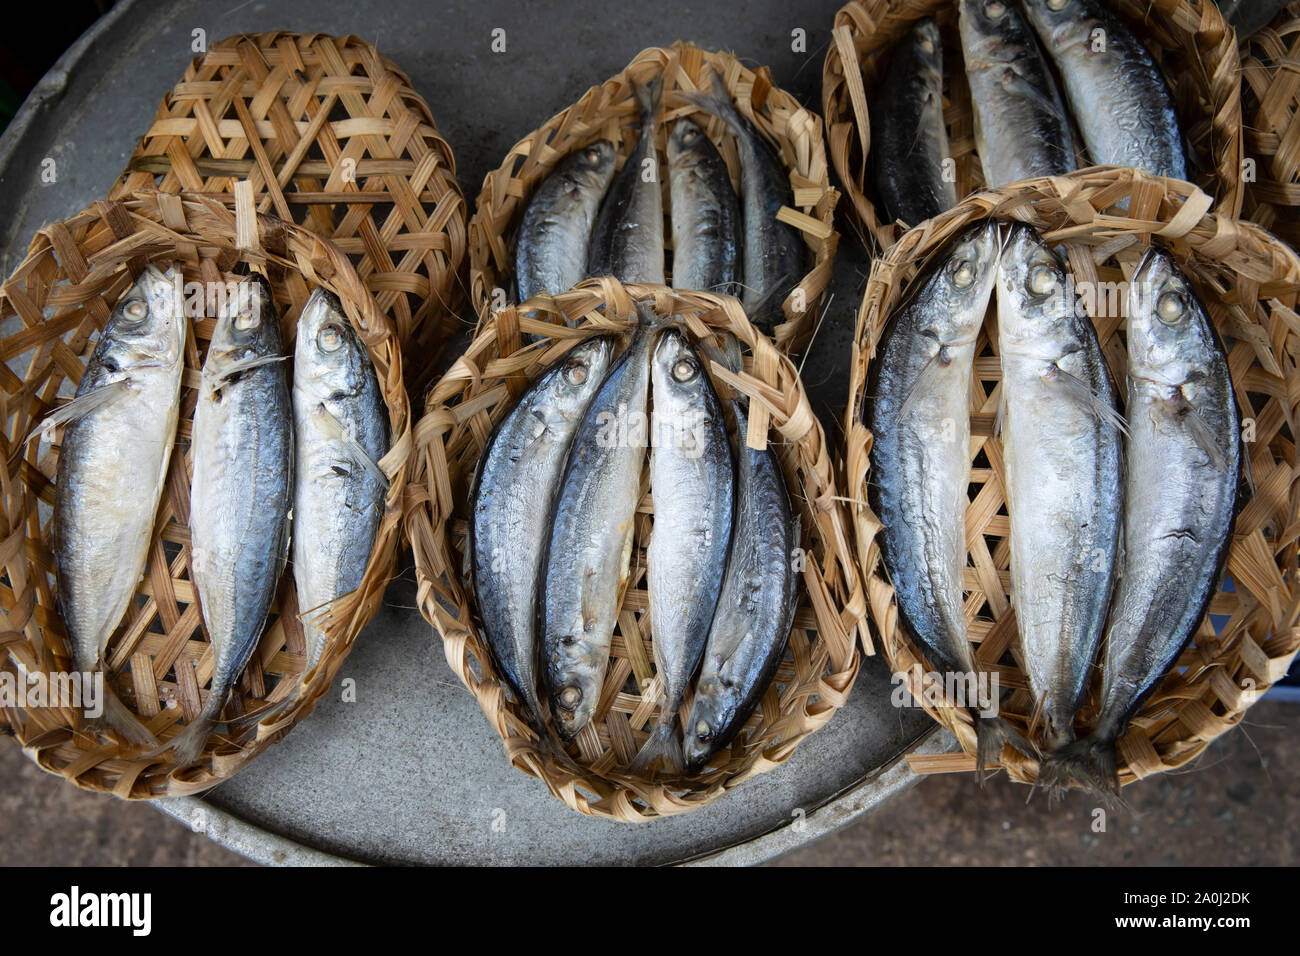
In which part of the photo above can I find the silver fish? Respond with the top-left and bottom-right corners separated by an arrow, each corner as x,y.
630,330 -> 734,773
1042,249 -> 1238,794
169,275 -> 292,765
997,224 -> 1122,756
292,289 -> 389,674
588,79 -> 666,285
869,18 -> 958,226
958,0 -> 1077,186
1023,0 -> 1186,180
683,75 -> 806,333
668,118 -> 741,294
516,141 -> 618,305
682,397 -> 797,773
865,222 -> 1031,773
541,320 -> 654,738
469,336 -> 615,727
52,265 -> 185,749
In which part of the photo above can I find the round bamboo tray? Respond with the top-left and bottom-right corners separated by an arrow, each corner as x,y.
0,187 -> 409,798
844,168 -> 1300,789
109,31 -> 466,384
821,0 -> 1244,249
1241,2 -> 1300,249
405,280 -> 863,821
467,42 -> 839,355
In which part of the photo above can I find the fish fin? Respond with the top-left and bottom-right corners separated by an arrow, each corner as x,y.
974,715 -> 1038,786
209,353 -> 289,389
1000,67 -> 1070,125
158,715 -> 216,767
896,350 -> 943,426
313,404 -> 390,490
681,70 -> 745,135
1181,402 -> 1228,473
1236,445 -> 1255,512
994,385 -> 1006,439
1049,365 -> 1130,437
28,379 -> 132,446
633,73 -> 664,127
628,717 -> 684,776
1035,737 -> 1122,804
85,683 -> 159,750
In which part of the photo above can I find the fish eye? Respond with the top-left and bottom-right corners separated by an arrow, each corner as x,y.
949,258 -> 975,289
317,323 -> 345,353
672,357 -> 698,382
1047,0 -> 1068,9
985,0 -> 1007,18
1156,290 -> 1186,325
235,308 -> 259,331
695,720 -> 713,742
120,298 -> 148,323
1027,264 -> 1058,296
563,359 -> 588,385
584,147 -> 601,163
559,686 -> 582,708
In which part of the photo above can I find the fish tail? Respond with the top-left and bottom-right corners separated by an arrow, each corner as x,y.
86,683 -> 159,750
1036,737 -> 1120,802
634,73 -> 664,128
682,72 -> 743,135
974,714 -> 1038,786
145,689 -> 227,765
628,716 -> 684,776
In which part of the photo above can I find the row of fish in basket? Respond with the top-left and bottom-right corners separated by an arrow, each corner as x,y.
868,220 -> 1241,796
41,268 -> 387,765
471,309 -> 796,776
871,0 -> 1186,225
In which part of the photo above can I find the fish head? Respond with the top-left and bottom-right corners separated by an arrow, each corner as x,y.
294,287 -> 371,401
208,274 -> 283,364
99,263 -> 186,371
667,118 -> 713,171
958,0 -> 1023,52
650,328 -> 711,420
996,223 -> 1078,358
533,335 -> 616,428
1021,0 -> 1095,51
562,140 -> 617,195
910,220 -> 1001,347
1127,248 -> 1212,387
681,672 -> 740,773
546,639 -> 605,739
911,17 -> 943,64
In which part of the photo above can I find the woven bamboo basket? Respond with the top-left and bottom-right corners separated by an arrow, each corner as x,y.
0,187 -> 409,798
405,280 -> 862,821
821,0 -> 1244,249
109,31 -> 466,384
467,43 -> 839,355
844,168 -> 1300,789
1241,2 -> 1300,249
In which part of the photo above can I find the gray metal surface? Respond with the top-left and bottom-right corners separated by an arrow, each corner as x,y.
0,0 -> 939,865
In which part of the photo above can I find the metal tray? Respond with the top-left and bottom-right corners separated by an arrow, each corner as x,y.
0,0 -> 951,865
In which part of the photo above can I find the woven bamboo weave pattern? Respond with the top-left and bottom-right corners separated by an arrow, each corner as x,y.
109,31 -> 466,378
844,168 -> 1300,788
1241,2 -> 1300,248
468,43 -> 839,355
405,281 -> 863,821
0,190 -> 409,798
821,0 -> 1244,249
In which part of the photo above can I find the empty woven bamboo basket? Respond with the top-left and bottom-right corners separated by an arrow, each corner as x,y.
468,43 -> 839,355
0,188 -> 409,798
405,280 -> 862,821
843,168 -> 1300,789
1241,2 -> 1300,249
821,0 -> 1244,249
110,31 -> 466,383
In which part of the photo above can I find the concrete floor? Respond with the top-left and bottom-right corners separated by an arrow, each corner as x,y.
3,700 -> 1292,865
